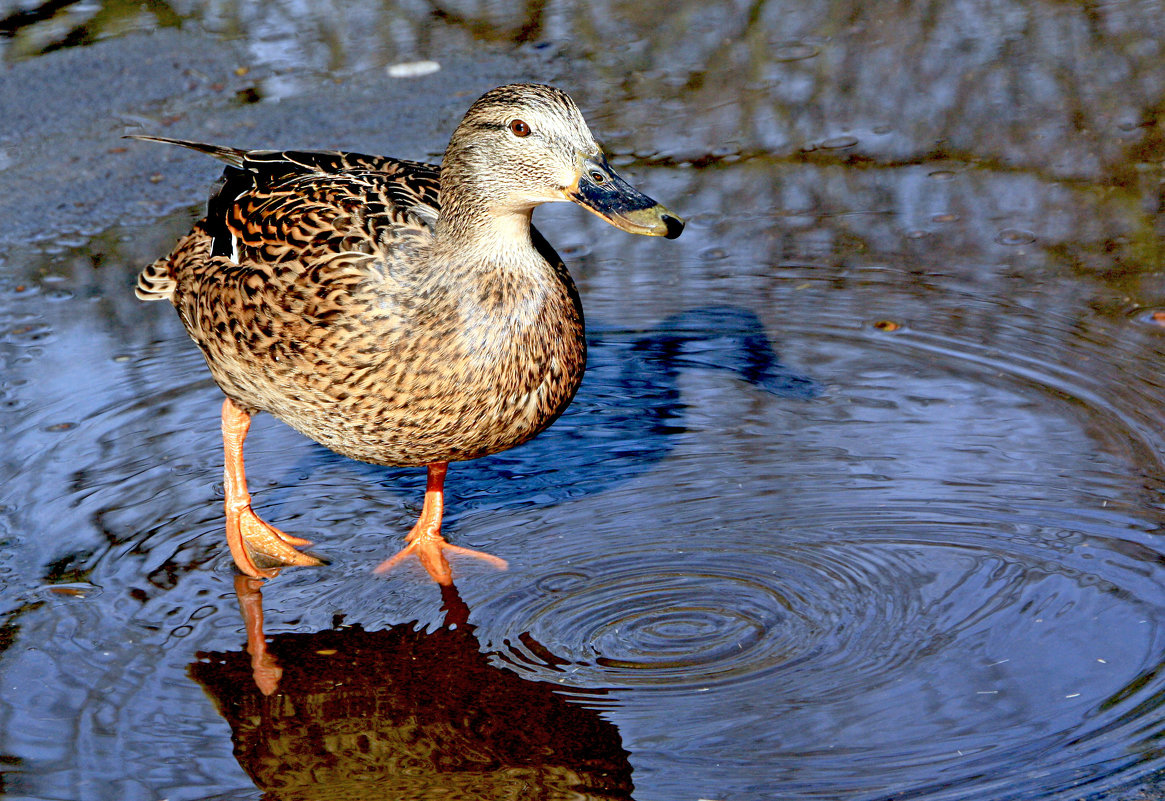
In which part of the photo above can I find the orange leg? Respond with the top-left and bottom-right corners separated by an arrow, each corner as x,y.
374,462 -> 508,585
235,574 -> 282,696
222,397 -> 323,579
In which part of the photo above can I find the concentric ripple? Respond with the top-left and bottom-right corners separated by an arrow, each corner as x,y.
485,528 -> 1078,694
500,537 -> 955,693
527,563 -> 798,684
478,501 -> 1165,799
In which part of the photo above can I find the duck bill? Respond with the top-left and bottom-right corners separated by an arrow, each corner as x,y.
568,157 -> 684,239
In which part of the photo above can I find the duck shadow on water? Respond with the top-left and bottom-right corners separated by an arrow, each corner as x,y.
281,306 -> 816,525
189,578 -> 635,800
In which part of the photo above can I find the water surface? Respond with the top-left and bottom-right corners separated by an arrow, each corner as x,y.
2,1 -> 1165,799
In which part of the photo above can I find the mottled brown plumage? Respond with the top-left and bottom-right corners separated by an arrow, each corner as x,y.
135,83 -> 683,583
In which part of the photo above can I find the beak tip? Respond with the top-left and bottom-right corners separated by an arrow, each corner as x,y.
661,213 -> 685,240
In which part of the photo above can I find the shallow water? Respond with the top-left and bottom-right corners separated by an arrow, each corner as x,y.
3,1 -> 1165,800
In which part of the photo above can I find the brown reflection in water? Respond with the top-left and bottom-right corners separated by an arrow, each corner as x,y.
189,579 -> 633,800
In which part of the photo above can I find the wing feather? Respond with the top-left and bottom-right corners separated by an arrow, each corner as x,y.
134,139 -> 442,306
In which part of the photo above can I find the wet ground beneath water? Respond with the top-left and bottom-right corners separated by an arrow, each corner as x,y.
2,1 -> 1165,799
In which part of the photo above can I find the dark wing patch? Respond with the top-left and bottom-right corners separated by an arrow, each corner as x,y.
200,149 -> 442,266
136,139 -> 444,307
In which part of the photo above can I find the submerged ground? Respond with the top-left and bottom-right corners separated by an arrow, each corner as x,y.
2,1 -> 1165,799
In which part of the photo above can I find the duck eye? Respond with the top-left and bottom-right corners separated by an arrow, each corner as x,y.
509,119 -> 531,137
590,170 -> 607,185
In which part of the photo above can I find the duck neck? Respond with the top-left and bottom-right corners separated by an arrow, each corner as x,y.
432,145 -> 546,268
432,196 -> 537,267
433,193 -> 542,276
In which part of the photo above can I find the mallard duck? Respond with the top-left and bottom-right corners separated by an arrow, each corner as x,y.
134,83 -> 683,585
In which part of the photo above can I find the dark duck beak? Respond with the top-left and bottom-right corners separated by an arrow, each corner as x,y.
568,153 -> 685,239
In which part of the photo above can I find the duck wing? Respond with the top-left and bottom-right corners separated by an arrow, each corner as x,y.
132,137 -> 452,410
133,136 -> 441,302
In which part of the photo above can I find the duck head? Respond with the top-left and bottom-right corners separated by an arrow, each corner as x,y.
440,84 -> 684,239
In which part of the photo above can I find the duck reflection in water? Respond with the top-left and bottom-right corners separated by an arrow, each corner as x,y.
188,577 -> 635,800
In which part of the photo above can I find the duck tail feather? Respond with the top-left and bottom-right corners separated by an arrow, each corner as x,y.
124,135 -> 248,168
